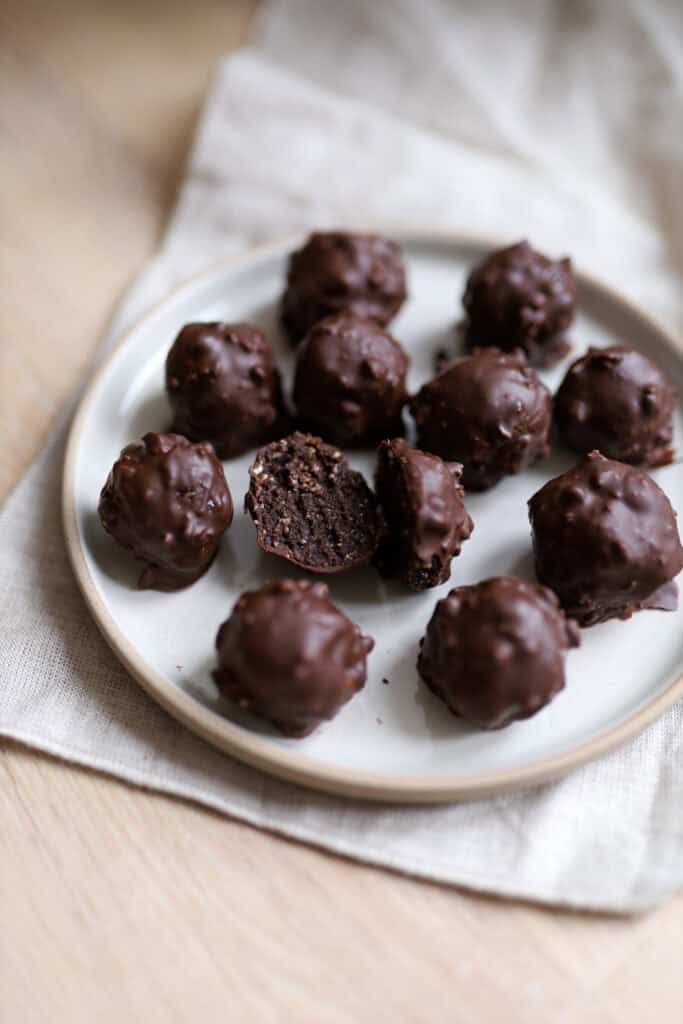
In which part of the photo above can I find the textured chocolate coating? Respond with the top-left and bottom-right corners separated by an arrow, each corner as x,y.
528,451 -> 683,626
165,322 -> 285,459
293,313 -> 409,446
281,232 -> 407,344
245,432 -> 381,573
554,345 -> 676,467
410,347 -> 552,491
374,439 -> 473,590
213,580 -> 374,737
463,241 -> 576,366
98,433 -> 233,590
418,576 -> 579,730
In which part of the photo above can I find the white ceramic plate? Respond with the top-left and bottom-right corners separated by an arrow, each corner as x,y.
63,234 -> 683,802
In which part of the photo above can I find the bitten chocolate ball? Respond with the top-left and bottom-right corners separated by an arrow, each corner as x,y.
293,313 -> 409,446
98,432 -> 233,590
410,347 -> 552,491
554,346 -> 676,467
245,432 -> 381,573
418,577 -> 579,730
463,241 -> 576,366
374,439 -> 473,590
529,451 -> 683,626
281,231 -> 407,344
165,322 -> 285,459
213,579 -> 374,737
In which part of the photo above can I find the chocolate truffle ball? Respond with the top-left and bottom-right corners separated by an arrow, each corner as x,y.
528,451 -> 683,626
245,432 -> 381,573
165,321 -> 285,459
213,579 -> 374,737
410,347 -> 552,491
554,345 -> 676,467
463,241 -> 576,366
98,432 -> 233,590
418,577 -> 579,730
293,313 -> 409,446
374,439 -> 473,590
281,231 -> 407,344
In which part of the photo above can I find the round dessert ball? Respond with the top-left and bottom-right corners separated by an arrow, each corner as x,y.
374,438 -> 473,590
293,313 -> 409,446
165,321 -> 285,459
409,347 -> 552,491
418,576 -> 579,730
554,345 -> 676,467
213,579 -> 374,737
281,231 -> 407,344
98,432 -> 233,590
528,451 -> 683,626
245,432 -> 381,573
463,240 -> 576,366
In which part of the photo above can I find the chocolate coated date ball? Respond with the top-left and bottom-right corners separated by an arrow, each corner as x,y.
166,321 -> 285,459
281,231 -> 407,343
463,241 -> 576,366
213,579 -> 374,737
98,432 -> 233,589
418,576 -> 579,730
528,451 -> 683,626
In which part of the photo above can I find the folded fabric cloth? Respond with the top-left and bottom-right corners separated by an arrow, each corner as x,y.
2,0 -> 683,912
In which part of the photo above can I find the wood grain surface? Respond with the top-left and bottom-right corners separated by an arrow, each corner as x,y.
2,3 -> 682,1021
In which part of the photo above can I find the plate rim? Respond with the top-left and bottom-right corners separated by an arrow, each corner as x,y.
62,230 -> 683,804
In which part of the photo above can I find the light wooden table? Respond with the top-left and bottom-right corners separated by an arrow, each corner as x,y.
2,3 -> 682,1021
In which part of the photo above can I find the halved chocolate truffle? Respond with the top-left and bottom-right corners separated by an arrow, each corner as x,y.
281,231 -> 407,344
98,432 -> 233,590
554,345 -> 676,467
463,241 -> 576,366
245,432 -> 381,573
165,321 -> 285,459
528,451 -> 683,626
374,439 -> 473,590
293,313 -> 409,446
418,576 -> 579,730
213,579 -> 374,737
410,347 -> 552,491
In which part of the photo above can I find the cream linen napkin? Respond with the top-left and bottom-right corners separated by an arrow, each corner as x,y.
3,1 -> 683,912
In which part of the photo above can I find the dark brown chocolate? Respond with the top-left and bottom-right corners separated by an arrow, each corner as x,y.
293,313 -> 409,446
410,347 -> 552,491
245,432 -> 381,573
463,241 -> 576,366
281,232 -> 407,344
98,432 -> 233,590
418,576 -> 579,730
213,579 -> 374,737
374,439 -> 473,590
165,322 -> 285,459
554,345 -> 676,467
528,451 -> 683,626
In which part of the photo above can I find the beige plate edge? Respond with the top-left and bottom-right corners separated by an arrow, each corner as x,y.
62,230 -> 683,804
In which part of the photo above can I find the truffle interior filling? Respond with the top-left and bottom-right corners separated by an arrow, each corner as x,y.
375,450 -> 415,575
251,440 -> 377,569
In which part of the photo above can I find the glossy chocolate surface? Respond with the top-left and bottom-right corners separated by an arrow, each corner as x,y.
281,232 -> 407,344
554,345 -> 675,467
374,439 -> 473,589
410,347 -> 552,491
213,579 -> 374,737
166,321 -> 285,459
463,241 -> 576,366
293,313 -> 409,446
528,451 -> 683,626
418,576 -> 579,730
98,432 -> 233,589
